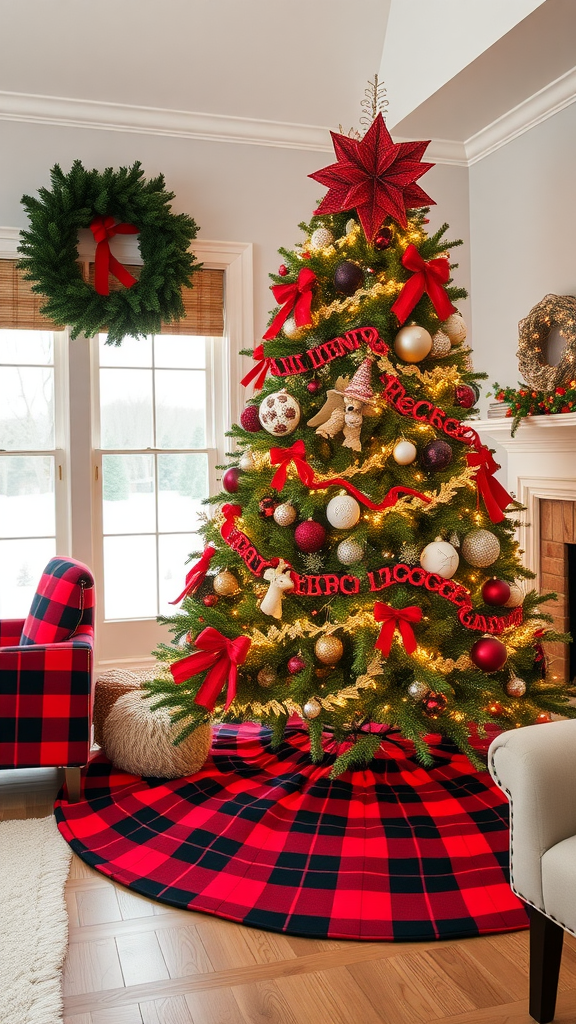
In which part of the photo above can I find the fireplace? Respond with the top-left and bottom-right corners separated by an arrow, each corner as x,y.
539,499 -> 574,682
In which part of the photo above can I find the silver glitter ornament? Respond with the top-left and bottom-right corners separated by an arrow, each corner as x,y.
310,227 -> 334,250
283,317 -> 305,341
461,529 -> 500,568
430,329 -> 451,358
399,542 -> 422,566
303,697 -> 322,719
273,502 -> 297,527
257,665 -> 277,688
336,538 -> 364,565
408,680 -> 429,700
505,676 -> 527,697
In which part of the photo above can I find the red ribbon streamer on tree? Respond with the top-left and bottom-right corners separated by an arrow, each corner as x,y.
374,602 -> 423,657
465,446 -> 513,524
90,215 -> 140,296
269,439 -> 431,510
241,344 -> 270,390
262,268 -> 316,340
221,503 -> 243,541
169,545 -> 216,605
390,244 -> 457,324
170,626 -> 251,712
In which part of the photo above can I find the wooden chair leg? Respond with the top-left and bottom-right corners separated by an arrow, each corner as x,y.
529,906 -> 564,1023
64,766 -> 82,803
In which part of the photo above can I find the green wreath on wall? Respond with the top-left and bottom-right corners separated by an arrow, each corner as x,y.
18,160 -> 200,345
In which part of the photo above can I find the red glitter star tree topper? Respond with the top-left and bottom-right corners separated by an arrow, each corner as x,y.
309,113 -> 435,241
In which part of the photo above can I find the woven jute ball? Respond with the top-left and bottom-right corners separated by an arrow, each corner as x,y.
93,670 -> 141,747
102,691 -> 211,778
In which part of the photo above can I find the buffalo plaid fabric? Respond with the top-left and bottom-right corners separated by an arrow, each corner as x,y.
55,723 -> 528,941
20,556 -> 94,646
0,558 -> 95,769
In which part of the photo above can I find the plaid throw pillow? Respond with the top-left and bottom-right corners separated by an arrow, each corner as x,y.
20,557 -> 94,646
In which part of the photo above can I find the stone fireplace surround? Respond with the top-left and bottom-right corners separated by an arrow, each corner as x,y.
478,412 -> 576,682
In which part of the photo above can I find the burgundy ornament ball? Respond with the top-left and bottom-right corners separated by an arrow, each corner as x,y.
259,496 -> 279,518
295,520 -> 326,553
307,379 -> 321,394
203,594 -> 218,607
222,467 -> 241,493
421,439 -> 453,472
278,264 -> 288,276
333,261 -> 364,296
470,635 -> 508,672
422,692 -> 448,719
287,655 -> 306,674
482,578 -> 511,606
240,406 -> 262,433
454,384 -> 478,409
374,226 -> 393,250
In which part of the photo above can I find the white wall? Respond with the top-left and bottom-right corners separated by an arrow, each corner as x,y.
469,100 -> 576,416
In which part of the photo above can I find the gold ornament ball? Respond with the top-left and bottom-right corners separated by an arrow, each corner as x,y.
213,570 -> 240,596
283,316 -> 305,341
506,676 -> 527,697
505,582 -> 524,608
394,324 -> 432,363
303,697 -> 322,719
442,313 -> 467,345
393,440 -> 417,465
315,635 -> 344,665
257,665 -> 277,688
430,330 -> 452,358
461,529 -> 501,568
273,502 -> 297,527
239,451 -> 255,472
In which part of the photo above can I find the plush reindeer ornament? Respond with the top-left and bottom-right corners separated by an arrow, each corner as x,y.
260,559 -> 294,619
306,358 -> 378,452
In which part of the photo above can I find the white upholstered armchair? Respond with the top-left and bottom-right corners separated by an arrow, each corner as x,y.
489,719 -> 576,1023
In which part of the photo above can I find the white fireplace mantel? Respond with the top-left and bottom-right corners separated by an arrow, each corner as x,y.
474,413 -> 576,583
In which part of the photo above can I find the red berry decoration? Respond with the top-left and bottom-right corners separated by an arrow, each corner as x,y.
422,692 -> 448,718
536,712 -> 551,723
374,226 -> 393,249
278,264 -> 288,276
454,384 -> 477,409
259,497 -> 279,518
488,701 -> 504,716
307,379 -> 321,394
288,655 -> 306,674
421,439 -> 453,472
203,594 -> 218,607
240,406 -> 262,433
334,261 -> 364,295
222,467 -> 241,493
470,635 -> 508,672
482,578 -> 511,606
295,520 -> 326,553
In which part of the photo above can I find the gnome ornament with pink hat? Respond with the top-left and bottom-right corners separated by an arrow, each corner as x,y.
307,358 -> 378,451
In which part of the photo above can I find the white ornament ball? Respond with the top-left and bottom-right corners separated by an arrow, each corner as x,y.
461,529 -> 501,568
394,324 -> 433,363
345,218 -> 357,234
303,697 -> 322,720
505,676 -> 527,698
408,679 -> 429,700
310,227 -> 334,250
336,538 -> 364,565
504,581 -> 524,608
239,451 -> 255,472
442,313 -> 467,345
430,330 -> 452,358
393,440 -> 417,465
273,502 -> 297,527
283,316 -> 305,341
259,389 -> 301,437
326,494 -> 361,530
420,540 -> 459,579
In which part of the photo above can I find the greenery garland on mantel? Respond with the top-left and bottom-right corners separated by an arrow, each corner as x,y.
491,379 -> 576,435
18,160 -> 200,345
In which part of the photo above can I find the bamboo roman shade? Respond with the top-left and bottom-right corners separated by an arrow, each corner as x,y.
0,259 -> 224,336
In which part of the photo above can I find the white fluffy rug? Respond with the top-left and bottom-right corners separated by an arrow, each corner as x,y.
0,816 -> 71,1024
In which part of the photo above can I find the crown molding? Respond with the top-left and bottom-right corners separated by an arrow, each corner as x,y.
0,90 -> 333,152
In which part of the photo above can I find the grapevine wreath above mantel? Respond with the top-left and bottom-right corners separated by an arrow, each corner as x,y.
17,160 -> 200,345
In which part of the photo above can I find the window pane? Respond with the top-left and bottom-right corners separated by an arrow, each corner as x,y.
157,453 -> 209,532
155,369 -> 206,449
100,368 -> 153,449
0,456 -> 55,538
0,537 -> 56,617
0,366 -> 54,450
103,534 -> 157,619
154,335 -> 206,368
0,330 -> 53,365
159,532 -> 200,615
102,454 -> 155,534
99,333 -> 152,367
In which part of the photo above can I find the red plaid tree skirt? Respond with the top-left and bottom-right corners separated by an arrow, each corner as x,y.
55,723 -> 528,941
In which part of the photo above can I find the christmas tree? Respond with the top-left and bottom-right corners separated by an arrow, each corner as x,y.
149,106 -> 574,776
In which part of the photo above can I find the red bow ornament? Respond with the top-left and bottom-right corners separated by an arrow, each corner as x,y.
391,244 -> 457,324
90,215 -> 140,296
169,545 -> 216,605
466,445 -> 513,523
170,626 -> 251,712
262,268 -> 316,340
240,344 -> 272,390
374,603 -> 423,657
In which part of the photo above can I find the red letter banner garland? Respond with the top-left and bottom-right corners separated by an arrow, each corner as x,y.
241,327 -> 389,390
262,268 -> 316,340
170,627 -> 251,711
391,245 -> 457,324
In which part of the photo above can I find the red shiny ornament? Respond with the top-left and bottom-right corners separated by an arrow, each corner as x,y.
374,227 -> 393,249
259,497 -> 279,518
287,656 -> 306,674
482,578 -> 511,606
240,406 -> 262,432
422,692 -> 448,718
309,113 -> 435,240
311,610 -> 318,616
488,701 -> 504,716
470,636 -> 508,672
222,468 -> 241,494
454,384 -> 477,409
294,520 -> 326,553
203,594 -> 218,607
278,264 -> 288,276
536,712 -> 551,723
307,379 -> 321,394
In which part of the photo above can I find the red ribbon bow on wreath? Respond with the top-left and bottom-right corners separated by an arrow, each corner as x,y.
240,344 -> 271,390
391,244 -> 457,324
262,268 -> 316,340
169,545 -> 216,605
466,445 -> 513,524
170,626 -> 251,712
374,602 -> 423,657
90,215 -> 140,296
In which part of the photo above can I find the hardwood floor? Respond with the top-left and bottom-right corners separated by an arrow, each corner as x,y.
4,767 -> 576,1024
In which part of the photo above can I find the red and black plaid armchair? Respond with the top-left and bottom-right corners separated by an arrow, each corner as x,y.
0,556 -> 95,801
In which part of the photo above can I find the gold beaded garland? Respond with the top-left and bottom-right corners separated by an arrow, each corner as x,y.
314,635 -> 344,665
